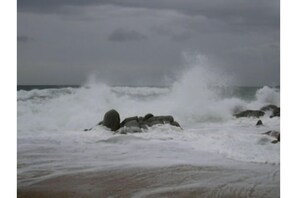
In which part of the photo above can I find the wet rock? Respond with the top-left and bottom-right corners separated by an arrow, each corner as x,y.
144,115 -> 181,128
120,116 -> 138,127
259,105 -> 280,118
124,120 -> 140,128
146,115 -> 174,123
270,107 -> 280,118
102,109 -> 121,131
147,120 -> 164,127
144,113 -> 154,120
94,111 -> 182,134
138,116 -> 144,122
256,120 -> 263,126
271,139 -> 279,144
171,121 -> 181,127
234,110 -> 265,118
118,119 -> 142,134
260,105 -> 279,112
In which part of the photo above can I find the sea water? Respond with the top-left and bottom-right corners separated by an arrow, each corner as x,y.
17,66 -> 280,186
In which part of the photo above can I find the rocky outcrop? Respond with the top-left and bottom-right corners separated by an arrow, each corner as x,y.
234,104 -> 280,119
234,110 -> 265,118
260,104 -> 280,118
260,105 -> 279,112
96,110 -> 181,133
118,115 -> 181,134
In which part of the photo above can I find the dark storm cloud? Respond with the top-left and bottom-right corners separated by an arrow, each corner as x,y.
108,28 -> 147,42
18,0 -> 279,27
17,0 -> 279,86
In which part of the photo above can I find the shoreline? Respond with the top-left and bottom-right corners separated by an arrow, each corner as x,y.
18,164 -> 279,198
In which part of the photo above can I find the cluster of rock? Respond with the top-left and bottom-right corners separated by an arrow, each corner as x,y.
234,104 -> 280,118
94,109 -> 181,134
233,104 -> 280,144
84,106 -> 280,144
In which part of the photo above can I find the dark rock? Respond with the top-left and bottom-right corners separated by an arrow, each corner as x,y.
256,120 -> 263,126
259,105 -> 280,118
138,116 -> 144,122
271,140 -> 279,144
234,110 -> 265,118
144,115 -> 181,128
146,115 -> 174,123
124,120 -> 140,128
117,118 -> 143,134
102,109 -> 121,131
120,116 -> 138,127
103,112 -> 182,134
144,113 -> 154,120
272,107 -> 280,117
260,105 -> 279,112
147,120 -> 164,127
171,121 -> 181,128
90,111 -> 182,133
117,121 -> 142,133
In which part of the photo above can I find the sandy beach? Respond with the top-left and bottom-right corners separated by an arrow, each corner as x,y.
18,163 -> 279,198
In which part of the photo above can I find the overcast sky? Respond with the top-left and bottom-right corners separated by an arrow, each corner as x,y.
17,0 -> 279,86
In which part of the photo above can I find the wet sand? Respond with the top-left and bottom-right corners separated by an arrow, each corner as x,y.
18,164 -> 279,198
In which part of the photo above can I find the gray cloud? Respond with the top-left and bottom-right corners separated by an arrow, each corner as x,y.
17,0 -> 279,86
108,28 -> 147,42
18,0 -> 279,27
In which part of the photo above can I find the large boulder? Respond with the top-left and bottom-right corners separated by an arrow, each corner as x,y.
116,114 -> 181,133
260,105 -> 280,118
124,120 -> 140,128
119,120 -> 142,133
234,110 -> 265,118
102,109 -> 121,131
144,113 -> 154,120
260,105 -> 279,112
120,116 -> 138,127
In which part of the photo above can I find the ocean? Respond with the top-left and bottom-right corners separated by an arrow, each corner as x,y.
17,68 -> 280,195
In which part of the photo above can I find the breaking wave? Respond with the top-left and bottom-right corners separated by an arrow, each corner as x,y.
17,59 -> 280,131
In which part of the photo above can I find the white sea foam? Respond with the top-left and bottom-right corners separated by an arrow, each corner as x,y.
17,58 -> 280,185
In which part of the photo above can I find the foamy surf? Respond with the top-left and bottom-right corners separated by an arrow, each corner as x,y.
17,63 -> 280,187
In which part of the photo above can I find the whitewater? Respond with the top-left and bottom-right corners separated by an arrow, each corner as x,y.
17,65 -> 280,188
